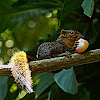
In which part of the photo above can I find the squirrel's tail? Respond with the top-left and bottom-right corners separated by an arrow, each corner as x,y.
26,54 -> 39,61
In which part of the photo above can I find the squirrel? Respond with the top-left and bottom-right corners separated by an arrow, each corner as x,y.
36,29 -> 84,60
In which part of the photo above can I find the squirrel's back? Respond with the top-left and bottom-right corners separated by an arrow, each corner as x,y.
36,41 -> 63,59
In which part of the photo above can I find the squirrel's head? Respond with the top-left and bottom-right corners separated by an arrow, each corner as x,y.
59,29 -> 84,41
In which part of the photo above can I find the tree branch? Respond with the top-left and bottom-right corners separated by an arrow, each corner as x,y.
0,49 -> 100,76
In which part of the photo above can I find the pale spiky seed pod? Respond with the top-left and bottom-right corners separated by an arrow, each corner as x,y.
9,51 -> 33,93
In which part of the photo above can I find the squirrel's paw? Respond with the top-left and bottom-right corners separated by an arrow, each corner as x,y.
74,41 -> 79,48
57,52 -> 72,58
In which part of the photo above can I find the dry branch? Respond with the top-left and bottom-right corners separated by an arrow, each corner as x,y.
0,49 -> 100,76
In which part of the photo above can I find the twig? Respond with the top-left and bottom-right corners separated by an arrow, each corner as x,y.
0,65 -> 11,76
0,49 -> 100,76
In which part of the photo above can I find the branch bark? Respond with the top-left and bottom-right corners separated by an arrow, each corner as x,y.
0,49 -> 100,76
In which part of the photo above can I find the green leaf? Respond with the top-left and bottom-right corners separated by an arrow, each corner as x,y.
0,77 -> 8,100
48,84 -> 78,100
47,84 -> 61,100
81,0 -> 94,18
62,0 -> 82,16
0,35 -> 3,40
21,93 -> 35,100
60,0 -> 83,29
47,84 -> 67,100
54,68 -> 78,95
88,26 -> 98,45
78,87 -> 90,100
35,72 -> 54,95
4,77 -> 20,100
61,0 -> 83,22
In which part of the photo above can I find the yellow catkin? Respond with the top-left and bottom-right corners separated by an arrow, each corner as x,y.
9,51 -> 33,93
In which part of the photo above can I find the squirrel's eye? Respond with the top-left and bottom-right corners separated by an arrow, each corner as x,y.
70,32 -> 74,34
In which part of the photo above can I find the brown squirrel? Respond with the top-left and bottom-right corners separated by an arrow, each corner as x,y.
36,29 -> 84,59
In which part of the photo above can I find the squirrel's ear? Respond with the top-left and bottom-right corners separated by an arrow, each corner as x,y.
61,29 -> 66,35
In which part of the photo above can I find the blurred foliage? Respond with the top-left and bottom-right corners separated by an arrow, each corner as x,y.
0,0 -> 100,100
0,77 -> 8,100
